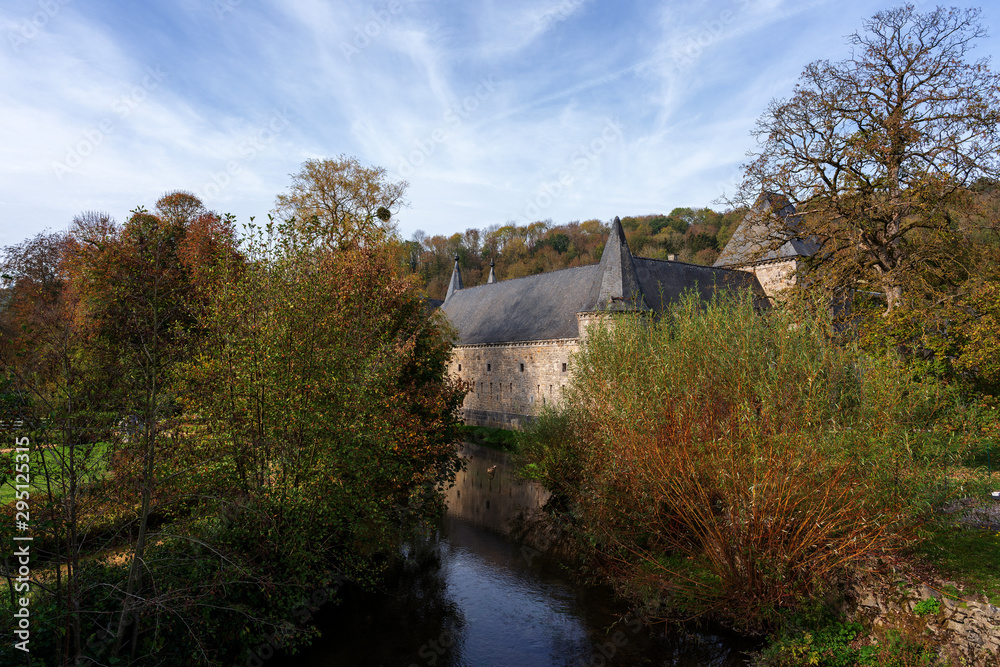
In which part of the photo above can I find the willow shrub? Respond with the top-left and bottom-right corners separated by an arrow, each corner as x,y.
522,291 -> 968,631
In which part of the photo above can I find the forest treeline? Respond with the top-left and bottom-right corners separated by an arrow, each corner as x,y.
406,207 -> 746,300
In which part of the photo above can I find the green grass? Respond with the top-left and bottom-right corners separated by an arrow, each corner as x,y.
910,522 -> 1000,605
0,441 -> 112,505
458,425 -> 519,451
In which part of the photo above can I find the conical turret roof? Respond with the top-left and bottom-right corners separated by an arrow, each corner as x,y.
596,216 -> 647,310
445,254 -> 463,301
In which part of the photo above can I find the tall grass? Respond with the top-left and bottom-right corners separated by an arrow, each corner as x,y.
522,291 -> 969,630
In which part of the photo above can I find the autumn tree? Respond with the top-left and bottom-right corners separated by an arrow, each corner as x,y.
169,212 -> 465,660
63,192 -> 241,663
273,155 -> 408,248
0,229 -> 107,662
738,5 -> 1000,311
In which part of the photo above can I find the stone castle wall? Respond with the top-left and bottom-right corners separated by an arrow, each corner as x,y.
448,338 -> 579,429
746,259 -> 799,298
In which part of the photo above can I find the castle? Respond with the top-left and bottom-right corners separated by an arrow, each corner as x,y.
439,212 -> 810,429
713,194 -> 820,294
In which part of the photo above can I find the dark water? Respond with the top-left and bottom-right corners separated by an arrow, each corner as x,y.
282,444 -> 758,666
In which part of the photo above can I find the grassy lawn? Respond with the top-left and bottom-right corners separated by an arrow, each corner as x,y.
0,440 -> 112,505
911,520 -> 1000,605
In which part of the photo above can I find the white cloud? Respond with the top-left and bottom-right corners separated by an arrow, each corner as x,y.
2,0 -> 999,246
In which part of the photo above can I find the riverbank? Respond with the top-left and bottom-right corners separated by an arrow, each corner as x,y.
508,495 -> 1000,666
270,441 -> 761,666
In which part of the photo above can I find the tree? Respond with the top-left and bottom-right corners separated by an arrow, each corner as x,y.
63,193 -> 242,663
174,214 -> 465,658
738,5 -> 1000,311
273,155 -> 408,248
521,292 -> 964,631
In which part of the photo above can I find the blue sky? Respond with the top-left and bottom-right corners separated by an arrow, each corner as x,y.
2,0 -> 998,246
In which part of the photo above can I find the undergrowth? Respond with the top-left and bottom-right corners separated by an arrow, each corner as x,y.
519,291 -> 986,632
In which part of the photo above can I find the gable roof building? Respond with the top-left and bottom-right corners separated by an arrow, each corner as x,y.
713,194 -> 820,297
440,217 -> 764,428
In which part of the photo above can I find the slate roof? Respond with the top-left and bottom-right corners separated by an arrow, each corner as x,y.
633,257 -> 760,312
438,263 -> 602,344
440,217 -> 764,345
713,195 -> 821,268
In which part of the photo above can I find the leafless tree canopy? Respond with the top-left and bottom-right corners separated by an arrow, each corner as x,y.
738,4 -> 1000,311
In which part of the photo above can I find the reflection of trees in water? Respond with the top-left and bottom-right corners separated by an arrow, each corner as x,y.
297,534 -> 464,667
654,630 -> 757,667
545,618 -> 755,667
284,454 -> 758,667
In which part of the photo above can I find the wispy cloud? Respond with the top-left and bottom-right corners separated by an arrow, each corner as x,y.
1,0 -> 999,246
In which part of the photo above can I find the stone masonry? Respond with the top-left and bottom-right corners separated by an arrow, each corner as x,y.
449,339 -> 577,429
438,217 -> 764,428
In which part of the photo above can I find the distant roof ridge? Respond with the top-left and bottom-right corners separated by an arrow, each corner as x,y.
453,262 -> 597,292
634,255 -> 742,271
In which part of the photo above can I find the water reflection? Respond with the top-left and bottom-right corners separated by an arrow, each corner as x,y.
444,442 -> 550,532
283,444 -> 757,666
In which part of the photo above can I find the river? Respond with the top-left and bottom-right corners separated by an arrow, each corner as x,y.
280,443 -> 758,666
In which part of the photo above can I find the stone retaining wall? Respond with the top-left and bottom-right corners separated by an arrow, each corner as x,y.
854,580 -> 1000,661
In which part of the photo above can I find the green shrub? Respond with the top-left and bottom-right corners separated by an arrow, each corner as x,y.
912,597 -> 941,616
522,291 -> 969,631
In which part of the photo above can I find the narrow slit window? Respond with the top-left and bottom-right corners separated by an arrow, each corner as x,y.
487,363 -> 491,372
520,363 -> 524,372
561,363 -> 567,372
458,363 -> 462,371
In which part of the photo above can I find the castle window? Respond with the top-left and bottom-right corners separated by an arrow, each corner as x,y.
458,364 -> 462,371
561,363 -> 567,373
520,363 -> 524,372
487,363 -> 491,372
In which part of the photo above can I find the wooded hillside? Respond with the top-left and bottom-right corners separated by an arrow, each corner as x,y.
406,207 -> 747,300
